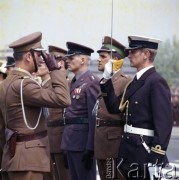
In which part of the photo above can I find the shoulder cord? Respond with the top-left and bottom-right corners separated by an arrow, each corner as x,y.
20,77 -> 42,130
119,80 -> 132,130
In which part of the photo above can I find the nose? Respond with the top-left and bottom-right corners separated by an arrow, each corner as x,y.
128,51 -> 132,58
97,57 -> 101,62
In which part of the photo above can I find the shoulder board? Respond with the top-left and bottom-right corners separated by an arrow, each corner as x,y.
22,76 -> 31,79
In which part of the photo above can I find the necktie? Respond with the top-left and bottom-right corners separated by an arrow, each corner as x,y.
72,77 -> 76,83
43,107 -> 49,119
133,75 -> 137,82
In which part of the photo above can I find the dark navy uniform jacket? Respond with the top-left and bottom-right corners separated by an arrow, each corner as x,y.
100,67 -> 173,172
61,70 -> 100,151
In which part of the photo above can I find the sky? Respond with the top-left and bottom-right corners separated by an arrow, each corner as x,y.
0,0 -> 179,59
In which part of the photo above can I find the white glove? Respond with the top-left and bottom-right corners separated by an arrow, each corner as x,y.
148,163 -> 162,180
102,60 -> 113,79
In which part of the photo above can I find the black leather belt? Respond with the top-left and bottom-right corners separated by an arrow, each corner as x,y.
17,130 -> 47,142
64,117 -> 88,124
47,119 -> 64,127
96,118 -> 124,127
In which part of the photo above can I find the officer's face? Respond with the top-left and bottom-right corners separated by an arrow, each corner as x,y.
128,49 -> 147,70
97,52 -> 110,71
34,51 -> 43,66
37,61 -> 49,77
66,55 -> 83,73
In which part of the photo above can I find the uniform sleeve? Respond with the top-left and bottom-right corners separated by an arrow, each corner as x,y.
100,78 -> 121,114
12,70 -> 71,108
0,108 -> 6,165
86,79 -> 100,150
148,77 -> 173,164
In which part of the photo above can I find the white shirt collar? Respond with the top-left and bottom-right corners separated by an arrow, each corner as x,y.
136,65 -> 154,80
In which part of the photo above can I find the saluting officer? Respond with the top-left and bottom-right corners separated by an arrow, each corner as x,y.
100,35 -> 173,179
61,42 -> 100,180
37,45 -> 70,180
94,36 -> 131,180
0,32 -> 71,180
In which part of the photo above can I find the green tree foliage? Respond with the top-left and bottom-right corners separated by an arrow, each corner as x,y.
155,36 -> 179,86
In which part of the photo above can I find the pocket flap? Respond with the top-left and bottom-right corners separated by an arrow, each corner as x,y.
107,131 -> 121,140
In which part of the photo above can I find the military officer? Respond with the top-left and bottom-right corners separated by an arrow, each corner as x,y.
100,35 -> 173,179
37,45 -> 70,180
0,32 -> 71,180
61,42 -> 100,180
5,56 -> 15,76
94,36 -> 131,180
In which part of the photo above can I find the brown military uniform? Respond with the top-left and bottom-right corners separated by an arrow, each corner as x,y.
42,78 -> 70,180
95,36 -> 131,180
0,31 -> 71,180
0,68 -> 70,179
95,71 -> 131,180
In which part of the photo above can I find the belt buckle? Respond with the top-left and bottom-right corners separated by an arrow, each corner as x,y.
96,118 -> 100,127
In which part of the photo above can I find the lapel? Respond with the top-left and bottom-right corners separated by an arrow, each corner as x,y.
124,67 -> 156,101
70,70 -> 91,93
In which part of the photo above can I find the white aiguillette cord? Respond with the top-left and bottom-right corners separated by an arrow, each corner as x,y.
20,77 -> 42,130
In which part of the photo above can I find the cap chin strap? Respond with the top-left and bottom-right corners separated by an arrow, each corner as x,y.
30,49 -> 38,72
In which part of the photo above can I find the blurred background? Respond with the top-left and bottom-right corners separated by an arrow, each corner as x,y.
0,0 -> 179,178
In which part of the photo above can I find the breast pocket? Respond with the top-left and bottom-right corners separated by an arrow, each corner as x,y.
107,131 -> 121,140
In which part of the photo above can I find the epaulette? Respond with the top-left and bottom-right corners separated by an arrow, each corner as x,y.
22,76 -> 30,79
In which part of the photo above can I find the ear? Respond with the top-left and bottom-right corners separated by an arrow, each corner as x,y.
81,57 -> 85,65
143,50 -> 150,60
24,52 -> 31,63
57,60 -> 64,68
113,56 -> 118,60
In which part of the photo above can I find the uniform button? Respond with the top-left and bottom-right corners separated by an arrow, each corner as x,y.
127,136 -> 129,139
123,113 -> 126,116
122,135 -> 124,138
129,114 -> 131,116
135,101 -> 138,104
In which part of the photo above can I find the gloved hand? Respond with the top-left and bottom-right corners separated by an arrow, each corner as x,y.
102,60 -> 113,79
111,59 -> 124,71
41,51 -> 60,71
63,151 -> 69,169
82,150 -> 94,170
148,163 -> 162,180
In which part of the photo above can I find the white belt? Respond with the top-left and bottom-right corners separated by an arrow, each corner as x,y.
124,124 -> 154,137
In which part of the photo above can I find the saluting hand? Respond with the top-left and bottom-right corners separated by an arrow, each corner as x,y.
41,51 -> 60,71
